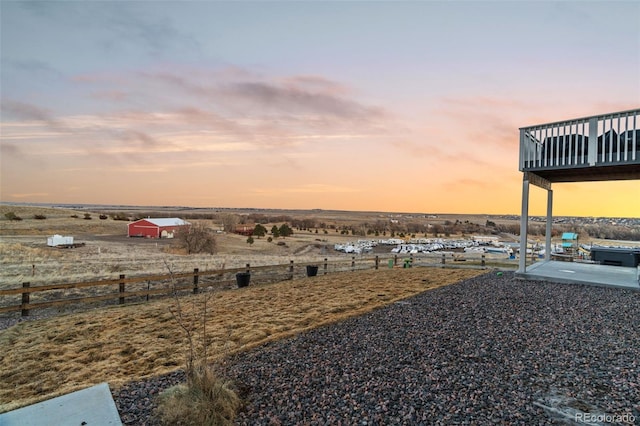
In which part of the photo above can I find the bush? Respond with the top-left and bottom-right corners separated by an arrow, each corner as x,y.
33,214 -> 47,220
4,212 -> 22,221
99,214 -> 108,220
156,365 -> 241,426
83,213 -> 92,220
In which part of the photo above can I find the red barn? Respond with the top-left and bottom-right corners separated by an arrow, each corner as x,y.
127,218 -> 189,238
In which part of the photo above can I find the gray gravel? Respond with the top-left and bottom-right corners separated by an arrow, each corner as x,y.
112,272 -> 640,425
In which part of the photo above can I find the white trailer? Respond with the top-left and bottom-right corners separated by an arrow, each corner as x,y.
47,235 -> 74,247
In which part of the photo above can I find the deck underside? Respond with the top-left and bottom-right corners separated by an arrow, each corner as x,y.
525,162 -> 640,183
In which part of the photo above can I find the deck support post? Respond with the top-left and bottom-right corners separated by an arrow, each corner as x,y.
518,177 -> 530,273
545,189 -> 553,261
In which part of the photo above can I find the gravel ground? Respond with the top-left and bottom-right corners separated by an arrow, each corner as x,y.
112,272 -> 640,425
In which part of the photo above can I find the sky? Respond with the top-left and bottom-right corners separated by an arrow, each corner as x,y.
1,1 -> 639,217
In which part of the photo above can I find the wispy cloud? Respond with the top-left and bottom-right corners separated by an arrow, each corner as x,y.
219,80 -> 385,121
2,100 -> 64,130
7,192 -> 49,199
250,183 -> 358,196
19,1 -> 199,57
434,96 -> 526,150
0,143 -> 23,159
71,67 -> 395,150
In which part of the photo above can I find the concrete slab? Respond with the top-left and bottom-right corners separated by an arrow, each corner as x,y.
516,260 -> 640,291
0,383 -> 121,426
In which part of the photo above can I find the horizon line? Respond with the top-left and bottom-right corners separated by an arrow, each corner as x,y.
1,201 -> 639,220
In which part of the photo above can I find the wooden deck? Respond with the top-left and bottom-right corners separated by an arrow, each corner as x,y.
519,109 -> 640,182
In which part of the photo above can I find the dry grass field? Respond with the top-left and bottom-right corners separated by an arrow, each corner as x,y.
0,204 -> 491,413
0,267 -> 484,413
0,205 -> 375,289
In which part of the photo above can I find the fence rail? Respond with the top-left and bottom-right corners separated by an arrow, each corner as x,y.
1,253 -> 518,317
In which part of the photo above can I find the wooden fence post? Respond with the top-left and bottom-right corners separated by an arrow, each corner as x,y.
193,268 -> 199,294
119,274 -> 125,305
323,258 -> 328,275
351,256 -> 355,271
375,256 -> 379,270
441,253 -> 446,265
289,261 -> 294,280
246,263 -> 251,274
409,253 -> 414,267
481,254 -> 485,268
21,282 -> 30,317
394,254 -> 398,266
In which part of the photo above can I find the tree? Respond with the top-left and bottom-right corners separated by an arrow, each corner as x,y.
246,236 -> 254,245
252,224 -> 267,238
176,223 -> 217,254
83,213 -> 92,220
271,225 -> 280,238
220,213 -> 239,233
279,223 -> 293,237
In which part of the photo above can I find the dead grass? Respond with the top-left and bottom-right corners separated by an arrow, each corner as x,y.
0,267 -> 484,413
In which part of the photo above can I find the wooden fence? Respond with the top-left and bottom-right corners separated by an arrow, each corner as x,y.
0,253 -> 517,317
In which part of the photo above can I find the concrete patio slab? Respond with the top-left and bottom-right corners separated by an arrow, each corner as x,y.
516,260 -> 640,291
0,383 -> 121,426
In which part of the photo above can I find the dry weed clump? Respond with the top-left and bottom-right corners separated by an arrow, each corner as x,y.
156,365 -> 241,426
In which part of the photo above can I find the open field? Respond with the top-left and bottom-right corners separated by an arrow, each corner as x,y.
0,204 -> 516,289
0,267 -> 484,413
0,204 -> 488,412
0,205 -> 370,288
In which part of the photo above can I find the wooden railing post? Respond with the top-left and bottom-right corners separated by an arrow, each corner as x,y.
441,253 -> 446,265
481,254 -> 486,268
323,258 -> 328,275
193,268 -> 199,294
409,253 -> 414,267
289,261 -> 294,280
21,282 -> 30,317
246,263 -> 251,274
119,274 -> 125,305
394,254 -> 398,266
351,256 -> 355,271
375,256 -> 379,270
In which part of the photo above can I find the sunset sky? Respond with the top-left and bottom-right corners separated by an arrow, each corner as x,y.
1,1 -> 639,217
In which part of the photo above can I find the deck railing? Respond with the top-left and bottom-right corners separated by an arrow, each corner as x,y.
519,109 -> 640,171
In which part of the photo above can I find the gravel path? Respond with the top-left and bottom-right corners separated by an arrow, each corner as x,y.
113,272 -> 640,425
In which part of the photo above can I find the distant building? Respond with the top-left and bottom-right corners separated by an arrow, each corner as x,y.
234,225 -> 255,236
127,218 -> 189,238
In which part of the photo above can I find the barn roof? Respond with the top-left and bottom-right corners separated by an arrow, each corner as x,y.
135,218 -> 189,227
